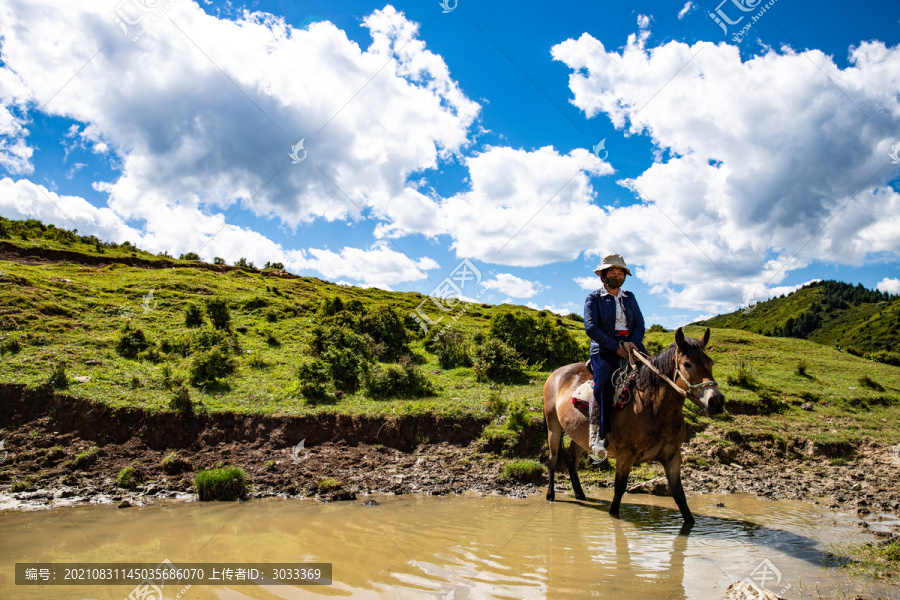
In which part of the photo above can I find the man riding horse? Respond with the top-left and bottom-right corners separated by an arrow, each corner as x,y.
584,253 -> 646,457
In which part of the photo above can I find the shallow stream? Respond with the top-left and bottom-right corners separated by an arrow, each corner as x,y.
1,491 -> 897,599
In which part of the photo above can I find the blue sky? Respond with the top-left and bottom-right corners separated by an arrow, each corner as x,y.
1,0 -> 899,328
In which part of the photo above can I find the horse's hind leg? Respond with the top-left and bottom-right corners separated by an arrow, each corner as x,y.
566,442 -> 586,501
545,411 -> 564,502
663,452 -> 694,525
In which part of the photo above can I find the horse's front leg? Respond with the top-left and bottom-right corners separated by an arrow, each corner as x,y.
663,452 -> 694,525
609,451 -> 636,517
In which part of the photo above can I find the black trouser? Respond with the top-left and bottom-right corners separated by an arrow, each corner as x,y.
589,335 -> 628,438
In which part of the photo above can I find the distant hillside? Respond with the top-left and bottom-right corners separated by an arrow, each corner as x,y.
696,280 -> 900,365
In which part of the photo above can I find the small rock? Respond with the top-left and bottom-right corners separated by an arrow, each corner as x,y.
73,376 -> 91,383
715,502 -> 725,507
430,370 -> 443,374
801,402 -> 814,411
236,325 -> 248,333
361,499 -> 380,506
627,477 -> 671,496
117,500 -> 132,509
725,581 -> 785,600
84,359 -> 102,366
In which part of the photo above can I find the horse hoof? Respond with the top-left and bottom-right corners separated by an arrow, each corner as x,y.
546,493 -> 555,502
575,492 -> 586,501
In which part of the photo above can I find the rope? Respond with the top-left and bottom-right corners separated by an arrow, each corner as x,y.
628,347 -> 688,398
627,346 -> 719,399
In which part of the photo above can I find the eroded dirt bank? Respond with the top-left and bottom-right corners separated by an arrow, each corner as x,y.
1,384 -> 898,524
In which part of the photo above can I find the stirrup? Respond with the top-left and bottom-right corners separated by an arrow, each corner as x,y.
589,435 -> 608,463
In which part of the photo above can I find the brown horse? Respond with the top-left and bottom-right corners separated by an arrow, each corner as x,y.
543,327 -> 725,524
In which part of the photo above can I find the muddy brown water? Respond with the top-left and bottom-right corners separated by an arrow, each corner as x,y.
0,492 -> 897,600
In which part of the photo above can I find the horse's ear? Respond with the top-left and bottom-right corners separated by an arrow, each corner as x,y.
700,327 -> 710,348
675,327 -> 685,350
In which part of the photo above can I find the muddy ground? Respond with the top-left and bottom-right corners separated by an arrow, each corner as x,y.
1,384 -> 899,527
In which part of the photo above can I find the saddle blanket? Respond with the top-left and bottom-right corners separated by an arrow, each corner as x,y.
571,380 -> 593,412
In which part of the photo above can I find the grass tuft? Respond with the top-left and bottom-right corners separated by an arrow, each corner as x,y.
195,466 -> 248,501
500,459 -> 545,482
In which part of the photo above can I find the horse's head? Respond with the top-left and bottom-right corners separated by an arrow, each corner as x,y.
674,327 -> 725,416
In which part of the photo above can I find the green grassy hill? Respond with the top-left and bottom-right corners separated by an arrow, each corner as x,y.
1,216 -> 899,449
696,280 -> 900,365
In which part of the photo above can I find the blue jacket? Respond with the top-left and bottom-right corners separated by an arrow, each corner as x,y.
583,288 -> 646,355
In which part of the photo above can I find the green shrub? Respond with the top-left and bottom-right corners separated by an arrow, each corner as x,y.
190,326 -> 232,353
725,359 -> 756,389
169,385 -> 194,414
430,327 -> 472,369
189,347 -> 236,387
195,467 -> 248,501
488,311 -> 582,368
297,357 -> 336,401
565,313 -> 583,322
213,257 -> 225,265
473,338 -> 527,382
646,340 -> 665,355
47,360 -> 68,389
795,360 -> 808,376
179,252 -> 200,260
308,324 -> 372,392
160,335 -> 191,358
205,298 -> 231,330
504,397 -> 531,431
265,308 -> 279,323
364,361 -> 434,399
357,307 -> 410,361
116,324 -> 151,359
234,257 -> 255,269
648,324 -> 668,333
185,304 -> 204,328
264,261 -> 284,270
319,296 -> 345,317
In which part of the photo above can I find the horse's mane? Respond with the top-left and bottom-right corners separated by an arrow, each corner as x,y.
634,338 -> 707,392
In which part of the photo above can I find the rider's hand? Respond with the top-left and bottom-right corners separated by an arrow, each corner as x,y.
616,347 -> 628,358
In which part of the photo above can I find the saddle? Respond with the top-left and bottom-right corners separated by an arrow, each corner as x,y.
573,344 -> 638,412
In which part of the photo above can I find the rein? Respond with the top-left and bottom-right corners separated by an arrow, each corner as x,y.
628,347 -> 718,400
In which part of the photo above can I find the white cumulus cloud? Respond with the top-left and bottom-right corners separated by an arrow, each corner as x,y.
552,28 -> 900,312
481,273 -> 543,298
877,277 -> 900,294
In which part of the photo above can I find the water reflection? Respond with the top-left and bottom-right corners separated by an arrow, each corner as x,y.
0,492 -> 887,600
